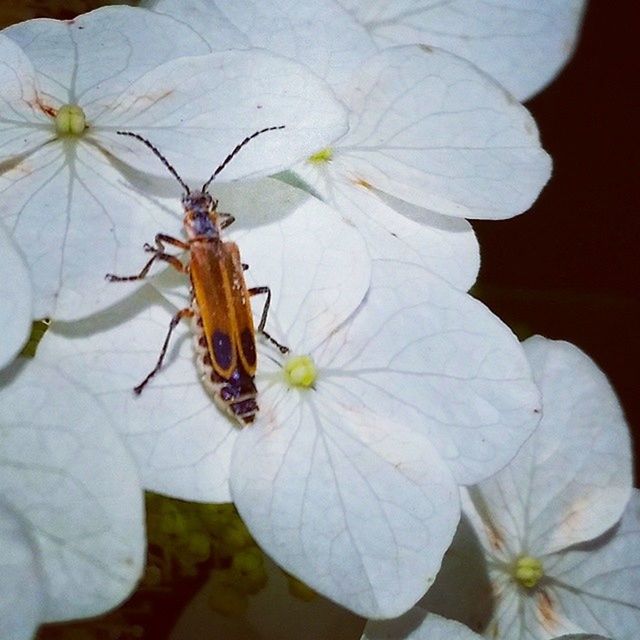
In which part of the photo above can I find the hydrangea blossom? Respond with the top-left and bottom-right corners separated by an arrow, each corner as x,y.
145,0 -> 551,291
0,358 -> 145,640
37,175 -> 541,616
0,222 -> 32,369
0,7 -> 347,318
419,336 -> 637,639
332,0 -> 589,101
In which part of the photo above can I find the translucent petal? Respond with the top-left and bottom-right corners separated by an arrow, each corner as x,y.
335,0 -> 588,101
543,491 -> 640,640
522,336 -> 632,554
316,260 -> 541,485
1,140 -> 180,319
147,0 -> 377,94
0,502 -> 43,640
0,35 -> 53,158
461,337 -> 632,557
225,180 -> 371,350
3,6 -> 213,106
94,48 -> 348,183
294,45 -> 551,220
0,359 -> 145,622
0,223 -> 32,370
280,170 -> 479,289
231,388 -> 459,617
37,287 -> 237,503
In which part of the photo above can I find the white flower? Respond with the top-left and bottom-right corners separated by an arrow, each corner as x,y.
331,0 -> 588,101
420,336 -> 637,639
0,7 -> 347,318
144,0 -> 551,292
0,358 -> 145,640
0,222 -> 32,369
37,182 -> 540,616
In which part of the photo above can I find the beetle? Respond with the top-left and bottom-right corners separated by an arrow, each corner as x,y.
106,126 -> 288,425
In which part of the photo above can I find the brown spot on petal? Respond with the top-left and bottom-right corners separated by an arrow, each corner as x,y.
537,589 -> 560,632
419,44 -> 434,53
353,177 -> 374,190
484,521 -> 505,553
27,95 -> 57,119
136,89 -> 175,107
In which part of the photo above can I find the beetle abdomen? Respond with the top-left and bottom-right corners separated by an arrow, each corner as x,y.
192,297 -> 258,425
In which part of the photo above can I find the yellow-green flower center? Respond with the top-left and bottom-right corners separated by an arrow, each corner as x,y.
514,555 -> 544,588
308,147 -> 333,164
283,355 -> 317,388
55,104 -> 86,136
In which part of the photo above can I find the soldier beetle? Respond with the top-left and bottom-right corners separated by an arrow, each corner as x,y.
106,127 -> 288,425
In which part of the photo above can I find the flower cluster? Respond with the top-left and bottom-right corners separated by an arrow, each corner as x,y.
0,2 -> 636,640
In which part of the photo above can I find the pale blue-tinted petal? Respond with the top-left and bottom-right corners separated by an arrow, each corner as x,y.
0,501 -> 43,640
294,45 -> 551,220
0,35 -> 53,159
522,336 -> 632,555
37,286 -> 237,503
0,139 -> 179,319
335,0 -> 588,101
316,260 -> 541,485
3,6 -> 211,106
0,359 -> 145,623
287,171 -> 480,290
231,386 -> 459,617
0,223 -> 32,370
146,0 -> 377,95
93,49 -> 348,183
542,491 -> 640,640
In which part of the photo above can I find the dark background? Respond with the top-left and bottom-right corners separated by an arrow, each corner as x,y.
474,1 -> 639,478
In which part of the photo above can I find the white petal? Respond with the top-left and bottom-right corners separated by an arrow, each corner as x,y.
0,223 -> 32,370
143,0 -> 248,49
221,179 -> 371,350
0,359 -> 145,622
0,35 -> 54,158
36,286 -> 237,502
335,0 -> 588,101
294,45 -> 551,220
3,6 -> 212,106
1,141 -> 180,319
542,491 -> 640,640
231,389 -> 459,618
364,608 -> 483,639
317,260 -> 541,485
147,0 -> 377,94
461,337 -> 633,557
94,49 -> 348,183
0,502 -> 43,640
282,172 -> 479,290
522,336 -> 633,554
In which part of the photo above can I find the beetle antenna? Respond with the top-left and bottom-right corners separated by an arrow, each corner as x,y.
201,125 -> 285,192
117,130 -> 190,194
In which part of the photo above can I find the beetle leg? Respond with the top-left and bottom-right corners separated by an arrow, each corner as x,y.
105,233 -> 188,281
134,307 -> 195,394
249,285 -> 289,353
218,212 -> 236,229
